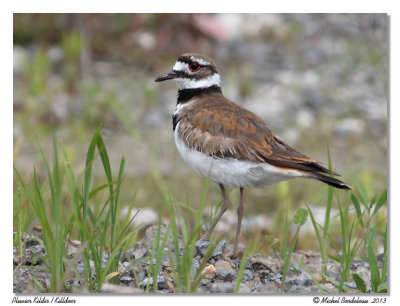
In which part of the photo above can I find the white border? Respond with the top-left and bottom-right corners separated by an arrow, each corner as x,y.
3,2 -> 398,306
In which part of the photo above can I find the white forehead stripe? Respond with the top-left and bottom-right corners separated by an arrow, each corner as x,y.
190,56 -> 210,66
173,61 -> 190,73
174,73 -> 220,89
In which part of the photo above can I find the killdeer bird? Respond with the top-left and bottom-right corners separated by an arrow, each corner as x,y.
155,53 -> 351,255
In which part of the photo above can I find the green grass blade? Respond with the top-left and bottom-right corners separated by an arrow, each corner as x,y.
88,181 -> 118,200
380,225 -> 387,284
367,243 -> 380,292
83,125 -> 102,227
377,282 -> 387,293
306,205 -> 323,256
234,244 -> 250,293
282,203 -> 289,257
372,189 -> 387,216
356,183 -> 369,209
351,194 -> 363,226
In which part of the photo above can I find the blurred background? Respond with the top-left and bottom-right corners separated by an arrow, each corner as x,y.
13,13 -> 388,250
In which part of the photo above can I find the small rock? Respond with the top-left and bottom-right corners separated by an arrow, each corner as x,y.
139,275 -> 170,290
195,240 -> 226,259
209,282 -> 234,293
287,285 -> 300,293
136,270 -> 146,282
101,283 -> 142,293
120,207 -> 158,228
312,273 -> 323,282
129,243 -> 147,260
325,271 -> 340,281
201,265 -> 216,279
242,269 -> 253,281
257,282 -> 280,293
238,282 -> 251,293
344,281 -> 357,289
222,271 -> 235,282
157,276 -> 170,289
190,259 -> 200,278
122,261 -> 130,269
25,245 -> 46,266
297,285 -> 321,293
212,240 -> 226,259
267,272 -> 282,282
302,278 -> 315,287
259,269 -> 273,282
215,259 -> 232,270
249,255 -> 280,273
215,260 -> 236,281
22,233 -> 41,248
351,259 -> 364,269
119,275 -> 132,283
376,253 -> 385,263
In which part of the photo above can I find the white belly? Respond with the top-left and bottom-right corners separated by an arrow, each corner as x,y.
174,122 -> 300,188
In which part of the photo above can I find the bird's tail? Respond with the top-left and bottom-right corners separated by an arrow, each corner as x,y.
303,171 -> 352,190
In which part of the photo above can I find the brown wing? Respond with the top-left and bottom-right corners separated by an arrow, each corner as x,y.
176,96 -> 339,176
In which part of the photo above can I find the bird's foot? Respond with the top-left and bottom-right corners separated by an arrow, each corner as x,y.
224,250 -> 243,260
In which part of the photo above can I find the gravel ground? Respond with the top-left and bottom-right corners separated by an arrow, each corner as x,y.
13,226 -> 383,294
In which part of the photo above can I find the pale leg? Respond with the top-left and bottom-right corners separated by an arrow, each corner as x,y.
201,184 -> 230,241
233,188 -> 244,255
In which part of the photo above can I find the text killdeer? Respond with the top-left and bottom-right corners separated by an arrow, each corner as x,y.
155,53 -> 351,255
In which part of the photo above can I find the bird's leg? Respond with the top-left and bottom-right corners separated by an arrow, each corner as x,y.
201,184 -> 230,241
233,188 -> 244,255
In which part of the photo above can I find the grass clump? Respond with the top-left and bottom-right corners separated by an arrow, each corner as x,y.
14,125 -> 139,292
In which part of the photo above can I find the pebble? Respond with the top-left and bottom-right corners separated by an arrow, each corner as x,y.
257,282 -> 280,293
119,275 -> 133,283
25,245 -> 46,266
267,272 -> 283,282
139,275 -> 170,289
101,283 -> 142,294
215,260 -> 236,281
325,271 -> 341,281
209,282 -> 234,293
302,278 -> 315,287
195,240 -> 226,259
136,270 -> 146,282
201,265 -> 216,279
242,269 -> 253,281
190,259 -> 200,278
344,281 -> 357,289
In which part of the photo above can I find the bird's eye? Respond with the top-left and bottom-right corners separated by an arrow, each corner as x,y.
189,62 -> 201,72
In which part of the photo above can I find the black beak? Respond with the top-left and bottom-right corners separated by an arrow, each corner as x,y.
155,70 -> 176,82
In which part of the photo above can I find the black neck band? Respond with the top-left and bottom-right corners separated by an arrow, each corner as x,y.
177,86 -> 222,104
